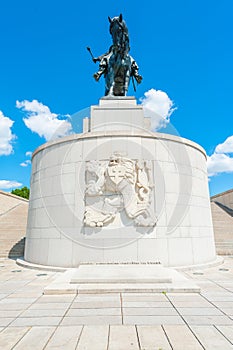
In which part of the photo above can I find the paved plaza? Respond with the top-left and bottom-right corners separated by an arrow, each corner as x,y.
1,258 -> 233,349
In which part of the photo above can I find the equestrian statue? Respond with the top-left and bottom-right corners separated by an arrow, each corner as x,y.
87,14 -> 143,96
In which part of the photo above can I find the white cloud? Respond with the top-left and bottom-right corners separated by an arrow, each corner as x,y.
207,135 -> 233,177
215,135 -> 233,154
16,99 -> 72,141
0,111 -> 15,156
140,89 -> 176,130
20,159 -> 31,167
25,151 -> 32,157
0,180 -> 22,190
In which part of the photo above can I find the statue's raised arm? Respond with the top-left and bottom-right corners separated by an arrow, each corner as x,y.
87,14 -> 143,96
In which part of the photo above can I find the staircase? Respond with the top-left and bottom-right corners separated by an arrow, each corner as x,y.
211,202 -> 233,255
0,191 -> 28,258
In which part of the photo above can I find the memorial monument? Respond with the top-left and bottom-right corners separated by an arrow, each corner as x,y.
23,15 -> 217,274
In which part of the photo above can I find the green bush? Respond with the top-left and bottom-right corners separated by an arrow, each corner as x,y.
11,186 -> 30,200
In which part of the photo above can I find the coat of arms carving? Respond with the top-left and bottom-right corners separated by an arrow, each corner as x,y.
84,153 -> 157,227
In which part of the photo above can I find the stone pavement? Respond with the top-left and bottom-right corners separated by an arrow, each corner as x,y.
1,258 -> 233,349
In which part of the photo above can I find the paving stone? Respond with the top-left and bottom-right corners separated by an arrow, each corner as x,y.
61,316 -> 122,326
0,310 -> 23,318
212,301 -> 233,308
191,325 -> 233,349
123,307 -> 179,316
136,325 -> 172,350
0,318 -> 14,327
123,315 -> 184,325
44,325 -> 83,349
66,307 -> 121,316
71,301 -> 120,308
6,292 -> 41,298
13,326 -> 56,350
108,325 -> 139,350
77,325 -> 108,350
183,315 -> 233,325
0,294 -> 8,300
171,300 -> 214,308
10,316 -> 62,327
29,302 -> 70,310
220,308 -> 233,316
20,308 -> 67,317
216,325 -> 233,344
167,293 -> 204,301
177,307 -> 225,316
122,301 -> 172,308
0,326 -> 29,350
122,293 -> 167,302
0,303 -> 28,311
37,295 -> 75,303
202,295 -> 233,302
74,293 -> 120,301
0,298 -> 37,304
163,324 -> 203,350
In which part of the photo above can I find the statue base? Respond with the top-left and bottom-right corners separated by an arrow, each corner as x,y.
24,98 -> 216,268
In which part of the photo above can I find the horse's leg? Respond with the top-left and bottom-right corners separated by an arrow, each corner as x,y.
123,58 -> 131,96
105,59 -> 115,96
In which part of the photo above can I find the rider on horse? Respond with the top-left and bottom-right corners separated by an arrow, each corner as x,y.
88,14 -> 142,96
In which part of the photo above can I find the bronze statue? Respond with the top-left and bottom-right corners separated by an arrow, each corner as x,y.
87,14 -> 142,96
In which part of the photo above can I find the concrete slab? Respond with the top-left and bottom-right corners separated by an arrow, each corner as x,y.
215,325 -> 233,344
44,264 -> 200,294
163,325 -> 203,350
10,317 -> 62,327
183,315 -> 233,325
136,325 -> 172,350
71,265 -> 172,284
66,308 -> 121,316
76,325 -> 108,350
177,307 -> 225,316
44,325 -> 83,350
61,316 -> 122,326
123,307 -> 179,316
122,293 -> 167,301
108,325 -> 139,350
123,315 -> 185,325
191,325 -> 233,349
13,326 -> 56,350
0,326 -> 30,350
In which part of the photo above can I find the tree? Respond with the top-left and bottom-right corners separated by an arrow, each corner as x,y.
11,186 -> 30,200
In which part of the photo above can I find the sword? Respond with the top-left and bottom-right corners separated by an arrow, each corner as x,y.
132,76 -> 136,92
87,47 -> 96,63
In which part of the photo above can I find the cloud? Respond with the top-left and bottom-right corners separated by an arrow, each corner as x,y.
25,151 -> 32,157
0,111 -> 15,156
16,99 -> 72,141
207,135 -> 233,177
215,135 -> 233,154
20,159 -> 31,167
20,151 -> 32,167
140,89 -> 176,130
0,180 -> 22,190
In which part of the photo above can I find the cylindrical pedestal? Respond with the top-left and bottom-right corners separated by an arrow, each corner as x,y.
25,130 -> 216,267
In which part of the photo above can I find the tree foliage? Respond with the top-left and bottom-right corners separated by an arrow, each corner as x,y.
11,186 -> 30,200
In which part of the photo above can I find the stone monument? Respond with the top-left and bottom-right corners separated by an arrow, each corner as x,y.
23,15 -> 217,272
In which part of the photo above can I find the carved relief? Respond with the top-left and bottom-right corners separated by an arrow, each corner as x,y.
84,153 -> 157,227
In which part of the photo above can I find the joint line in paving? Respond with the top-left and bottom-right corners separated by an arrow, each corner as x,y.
75,324 -> 84,350
213,324 -> 233,346
165,293 -> 205,350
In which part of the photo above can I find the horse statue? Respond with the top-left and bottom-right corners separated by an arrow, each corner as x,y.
87,14 -> 142,96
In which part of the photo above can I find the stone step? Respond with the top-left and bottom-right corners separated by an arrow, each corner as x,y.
44,264 -> 200,295
211,202 -> 233,255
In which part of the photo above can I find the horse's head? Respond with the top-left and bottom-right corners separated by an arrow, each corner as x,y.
108,14 -> 129,50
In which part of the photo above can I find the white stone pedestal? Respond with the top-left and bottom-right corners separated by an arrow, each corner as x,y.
24,97 -> 216,268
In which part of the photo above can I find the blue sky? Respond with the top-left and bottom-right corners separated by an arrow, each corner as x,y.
0,0 -> 233,196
